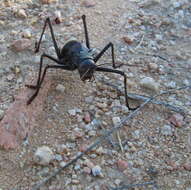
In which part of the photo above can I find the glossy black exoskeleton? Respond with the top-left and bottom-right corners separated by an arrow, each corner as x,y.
26,15 -> 138,110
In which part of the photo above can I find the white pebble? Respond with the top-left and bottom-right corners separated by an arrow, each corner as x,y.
92,165 -> 102,177
165,81 -> 176,88
112,117 -> 121,126
17,9 -> 27,18
140,77 -> 159,91
161,125 -> 173,136
68,109 -> 76,116
34,146 -> 54,165
56,84 -> 65,93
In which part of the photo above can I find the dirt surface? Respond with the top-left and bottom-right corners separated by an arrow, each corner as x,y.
0,0 -> 191,189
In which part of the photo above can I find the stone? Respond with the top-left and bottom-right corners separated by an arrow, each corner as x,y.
85,96 -> 94,103
161,125 -> 173,136
82,0 -> 96,7
148,62 -> 158,71
84,167 -> 91,174
11,39 -> 32,52
165,81 -> 176,88
168,114 -> 184,128
122,36 -> 134,45
34,146 -> 54,165
88,130 -> 96,136
33,56 -> 41,64
83,112 -> 91,124
16,9 -> 27,18
117,160 -> 128,171
56,144 -> 68,153
183,162 -> 191,171
112,117 -> 121,127
54,154 -> 63,161
91,119 -> 102,128
68,109 -> 76,116
132,130 -> 140,139
56,84 -> 65,93
21,29 -> 32,39
54,10 -> 62,24
60,161 -> 67,167
91,165 -> 103,177
0,77 -> 52,150
140,77 -> 159,91
74,164 -> 81,171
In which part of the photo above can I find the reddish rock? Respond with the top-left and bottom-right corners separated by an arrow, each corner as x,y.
122,36 -> 134,45
74,131 -> 84,138
83,167 -> 91,174
83,112 -> 91,124
79,144 -> 88,152
11,39 -> 32,52
0,77 -> 52,150
168,113 -> 184,128
183,163 -> 191,171
117,160 -> 128,171
167,161 -> 179,170
82,0 -> 96,7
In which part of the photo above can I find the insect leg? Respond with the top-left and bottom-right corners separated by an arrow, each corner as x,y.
82,15 -> 90,49
26,63 -> 72,105
35,18 -> 61,58
94,42 -> 122,68
96,66 -> 139,110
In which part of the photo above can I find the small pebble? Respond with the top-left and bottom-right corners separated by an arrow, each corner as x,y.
34,146 -> 54,165
16,9 -> 27,18
84,167 -> 91,174
56,84 -> 65,93
88,130 -> 96,136
112,117 -> 121,127
33,56 -> 41,64
82,0 -> 96,7
161,125 -> 173,136
11,39 -> 32,52
165,81 -> 176,88
85,96 -> 94,103
54,154 -> 63,161
21,29 -> 32,39
148,62 -> 158,71
91,119 -> 102,128
117,160 -> 128,171
114,179 -> 121,186
91,165 -> 103,177
168,114 -> 184,128
122,36 -> 134,45
54,10 -> 62,24
140,77 -> 159,91
74,164 -> 81,171
132,130 -> 140,139
68,109 -> 76,116
60,161 -> 66,167
83,112 -> 91,124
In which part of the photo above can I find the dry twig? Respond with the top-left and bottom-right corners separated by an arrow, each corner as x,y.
117,131 -> 124,152
31,85 -> 190,190
110,180 -> 157,190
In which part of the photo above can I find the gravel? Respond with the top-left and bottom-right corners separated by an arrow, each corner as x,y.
0,0 -> 190,189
